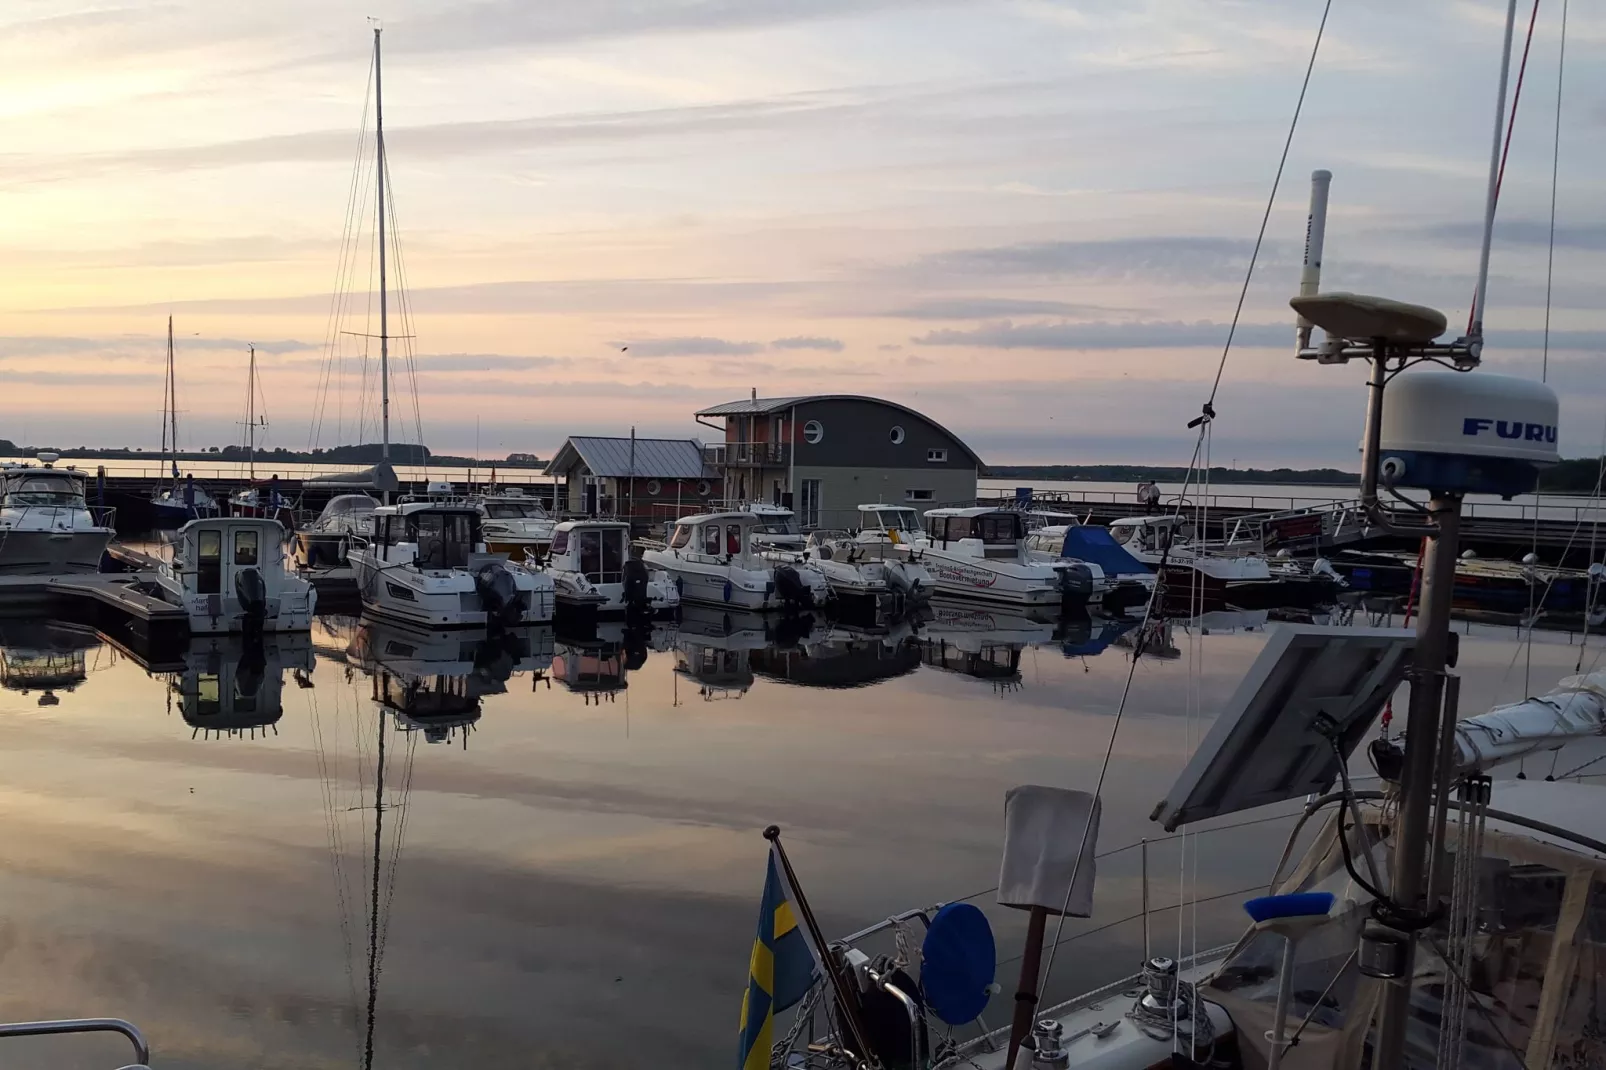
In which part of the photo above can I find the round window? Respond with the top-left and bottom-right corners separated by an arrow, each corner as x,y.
697,480 -> 712,496
803,420 -> 824,445
646,479 -> 662,495
890,425 -> 905,445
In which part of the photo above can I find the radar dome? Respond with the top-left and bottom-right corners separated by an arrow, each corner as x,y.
1375,372 -> 1557,499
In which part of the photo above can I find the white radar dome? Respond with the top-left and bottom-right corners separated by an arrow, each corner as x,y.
1374,371 -> 1558,499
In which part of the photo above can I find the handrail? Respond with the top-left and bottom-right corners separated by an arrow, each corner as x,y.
0,1017 -> 150,1065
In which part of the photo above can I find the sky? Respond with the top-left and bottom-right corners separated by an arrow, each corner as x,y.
1,0 -> 1603,467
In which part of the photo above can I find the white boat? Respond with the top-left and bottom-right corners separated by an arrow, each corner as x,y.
642,512 -> 829,611
152,516 -> 316,633
1025,522 -> 1156,612
914,506 -> 1093,607
0,455 -> 115,575
788,530 -> 934,614
1108,515 -> 1340,605
477,489 -> 557,558
744,501 -> 805,551
292,493 -> 378,569
541,519 -> 679,617
347,500 -> 555,628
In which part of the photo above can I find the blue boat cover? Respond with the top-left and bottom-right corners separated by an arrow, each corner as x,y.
920,902 -> 995,1025
1061,527 -> 1151,578
1243,891 -> 1335,923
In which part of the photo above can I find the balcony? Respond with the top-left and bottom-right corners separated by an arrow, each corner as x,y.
704,441 -> 790,467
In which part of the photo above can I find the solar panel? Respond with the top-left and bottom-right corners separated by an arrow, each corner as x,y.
1149,624 -> 1416,832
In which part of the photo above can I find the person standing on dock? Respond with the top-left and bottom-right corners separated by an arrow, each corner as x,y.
1136,480 -> 1161,514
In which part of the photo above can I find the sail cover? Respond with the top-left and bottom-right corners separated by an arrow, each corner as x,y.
304,461 -> 399,493
1061,526 -> 1150,577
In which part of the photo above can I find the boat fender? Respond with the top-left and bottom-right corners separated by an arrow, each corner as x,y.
723,579 -> 733,603
622,558 -> 651,609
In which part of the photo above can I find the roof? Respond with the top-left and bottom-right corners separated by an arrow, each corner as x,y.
670,512 -> 763,525
545,436 -> 711,479
553,519 -> 630,532
924,506 -> 1012,518
858,502 -> 918,510
694,394 -> 983,465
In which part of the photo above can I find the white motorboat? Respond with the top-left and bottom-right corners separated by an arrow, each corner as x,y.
914,507 -> 1093,607
347,500 -> 555,629
292,493 -> 377,569
541,519 -> 680,617
787,530 -> 933,614
1108,515 -> 1340,605
152,516 -> 316,633
744,501 -> 805,551
1025,522 -> 1156,612
642,512 -> 829,611
477,489 -> 557,558
0,455 -> 115,575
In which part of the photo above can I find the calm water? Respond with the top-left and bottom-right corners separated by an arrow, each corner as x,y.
0,605 -> 1596,1069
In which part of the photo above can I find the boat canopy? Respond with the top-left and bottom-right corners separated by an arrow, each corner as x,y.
304,461 -> 399,493
1059,526 -> 1152,576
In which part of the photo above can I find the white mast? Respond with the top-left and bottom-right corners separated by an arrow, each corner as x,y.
246,344 -> 257,481
374,27 -> 390,485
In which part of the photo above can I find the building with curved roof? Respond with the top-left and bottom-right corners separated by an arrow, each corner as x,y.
694,394 -> 981,529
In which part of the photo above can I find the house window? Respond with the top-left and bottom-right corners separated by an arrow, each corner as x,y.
927,448 -> 947,463
905,489 -> 934,502
890,425 -> 905,445
646,479 -> 662,496
803,420 -> 824,445
799,479 -> 822,528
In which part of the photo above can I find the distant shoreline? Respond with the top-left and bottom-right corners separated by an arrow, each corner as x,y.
980,465 -> 1359,486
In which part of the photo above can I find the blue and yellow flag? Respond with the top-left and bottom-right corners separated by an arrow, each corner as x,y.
737,844 -> 823,1070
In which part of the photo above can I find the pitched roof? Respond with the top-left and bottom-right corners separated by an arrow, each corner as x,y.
544,436 -> 711,479
694,394 -> 983,465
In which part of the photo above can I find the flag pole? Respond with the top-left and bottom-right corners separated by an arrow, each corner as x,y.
764,825 -> 878,1068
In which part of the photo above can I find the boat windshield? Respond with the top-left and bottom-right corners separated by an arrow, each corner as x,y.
485,501 -> 546,520
866,509 -> 921,534
756,519 -> 798,535
669,524 -> 693,550
405,511 -> 478,569
4,475 -> 84,508
577,528 -> 626,583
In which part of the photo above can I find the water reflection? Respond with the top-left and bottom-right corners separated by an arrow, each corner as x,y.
0,620 -> 100,705
168,635 -> 315,739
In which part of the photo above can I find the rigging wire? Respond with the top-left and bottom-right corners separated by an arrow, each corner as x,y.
1204,0 -> 1333,410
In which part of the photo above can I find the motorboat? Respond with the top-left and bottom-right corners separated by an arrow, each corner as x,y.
346,500 -> 555,629
227,480 -> 296,529
744,501 -> 805,551
152,516 -> 316,633
1334,547 -> 1605,618
168,633 -> 315,739
914,507 -> 1094,607
642,512 -> 829,611
1106,514 -> 1341,605
542,519 -> 679,617
477,489 -> 557,559
292,493 -> 378,569
0,455 -> 115,575
787,530 -> 934,615
1024,522 -> 1156,612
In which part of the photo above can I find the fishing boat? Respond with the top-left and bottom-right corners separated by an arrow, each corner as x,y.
0,454 -> 115,575
347,500 -> 555,628
643,512 -> 830,611
151,516 -> 316,633
477,488 -> 557,558
149,317 -> 220,527
914,507 -> 1093,607
542,519 -> 680,618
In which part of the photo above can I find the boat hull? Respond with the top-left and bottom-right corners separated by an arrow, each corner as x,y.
914,553 -> 1067,607
0,529 -> 113,576
349,551 -> 556,629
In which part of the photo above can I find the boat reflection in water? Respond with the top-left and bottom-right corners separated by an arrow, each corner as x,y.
910,600 -> 1057,690
552,621 -> 674,703
169,634 -> 315,739
0,620 -> 100,706
346,618 -> 555,745
751,619 -> 923,689
672,604 -> 817,701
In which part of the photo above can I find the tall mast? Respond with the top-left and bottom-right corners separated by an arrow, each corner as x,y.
168,316 -> 177,477
247,345 -> 257,481
374,27 -> 390,474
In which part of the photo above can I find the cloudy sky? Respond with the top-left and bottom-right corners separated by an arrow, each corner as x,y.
1,0 -> 1602,465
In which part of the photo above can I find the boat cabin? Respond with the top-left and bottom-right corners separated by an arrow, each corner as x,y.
550,520 -> 630,584
316,494 -> 378,533
924,507 -> 1027,559
1108,514 -> 1194,552
853,503 -> 925,543
367,502 -> 484,570
745,503 -> 803,549
665,512 -> 767,564
482,492 -> 551,522
169,517 -> 292,598
0,464 -> 88,510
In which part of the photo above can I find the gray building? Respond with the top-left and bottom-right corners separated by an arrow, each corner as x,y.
695,394 -> 981,530
544,436 -> 720,519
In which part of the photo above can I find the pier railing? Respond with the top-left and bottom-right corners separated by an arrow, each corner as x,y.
981,488 -> 1606,526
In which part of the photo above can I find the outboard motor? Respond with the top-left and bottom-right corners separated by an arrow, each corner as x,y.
884,561 -> 921,600
1054,561 -> 1095,602
234,567 -> 268,634
773,564 -> 814,610
474,561 -> 528,628
622,558 -> 651,615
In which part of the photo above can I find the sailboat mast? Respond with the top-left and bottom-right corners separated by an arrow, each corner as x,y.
247,345 -> 257,481
167,317 -> 178,477
374,27 -> 390,473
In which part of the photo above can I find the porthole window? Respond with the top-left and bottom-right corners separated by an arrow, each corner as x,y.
890,425 -> 905,445
646,479 -> 662,495
697,480 -> 712,496
803,420 -> 824,445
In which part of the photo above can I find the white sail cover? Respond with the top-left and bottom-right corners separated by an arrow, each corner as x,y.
1454,669 -> 1606,774
997,785 -> 1099,917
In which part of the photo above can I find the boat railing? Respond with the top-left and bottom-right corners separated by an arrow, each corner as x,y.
983,488 -> 1606,526
704,440 -> 790,466
0,1017 -> 149,1067
90,505 -> 117,529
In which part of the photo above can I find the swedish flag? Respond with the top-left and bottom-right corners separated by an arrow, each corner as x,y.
738,844 -> 822,1069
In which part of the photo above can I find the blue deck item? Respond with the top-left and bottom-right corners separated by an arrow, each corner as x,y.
1243,892 -> 1335,924
1060,527 -> 1151,578
920,902 -> 996,1026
